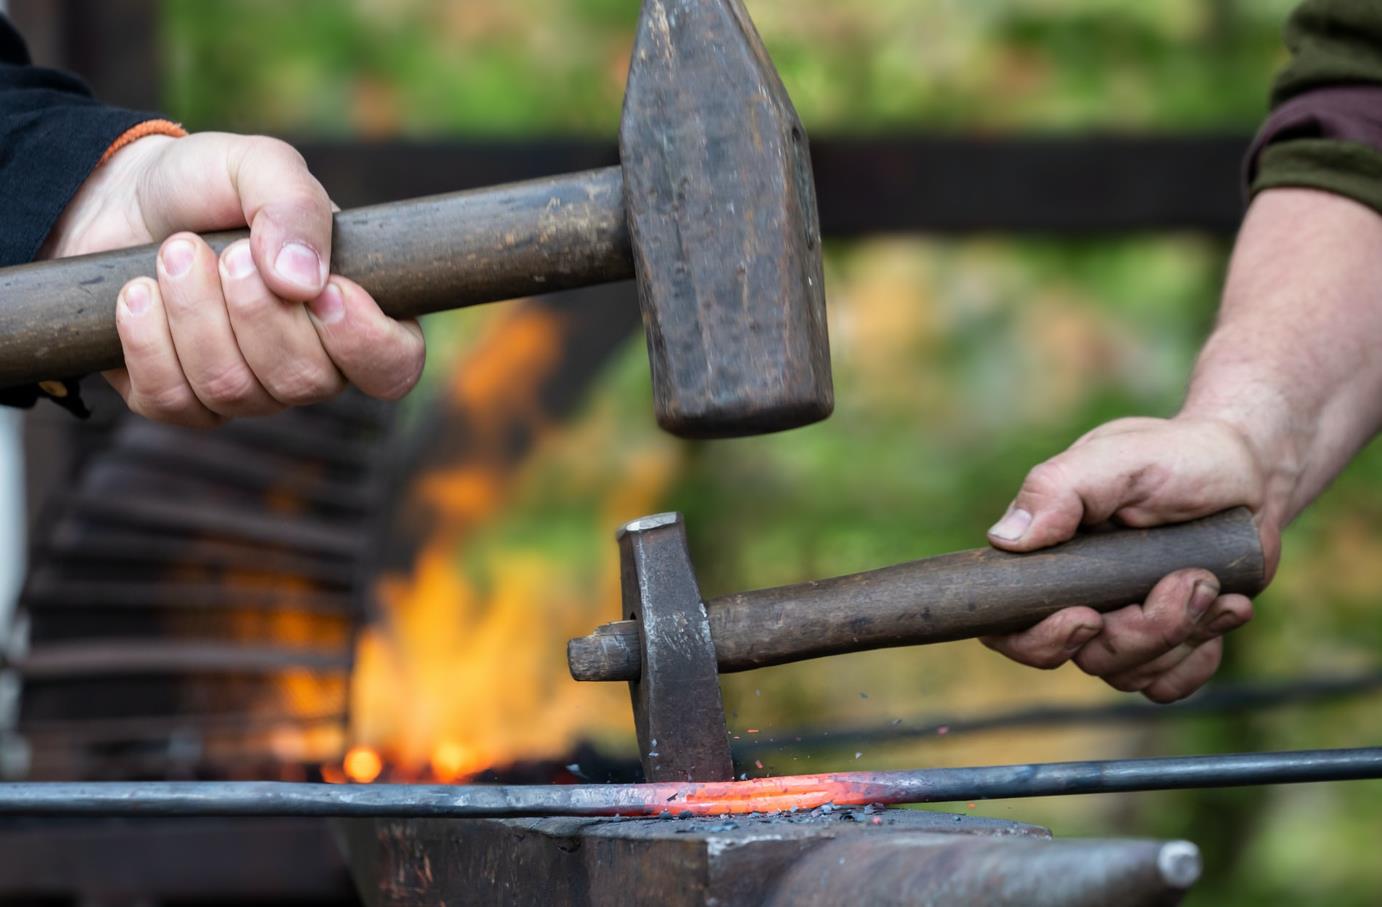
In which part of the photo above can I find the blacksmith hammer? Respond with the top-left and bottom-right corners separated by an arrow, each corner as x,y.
569,509 -> 1266,781
0,0 -> 831,439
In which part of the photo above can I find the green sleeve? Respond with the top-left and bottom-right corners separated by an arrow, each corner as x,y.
1250,0 -> 1382,214
1271,0 -> 1382,102
1254,140 -> 1382,213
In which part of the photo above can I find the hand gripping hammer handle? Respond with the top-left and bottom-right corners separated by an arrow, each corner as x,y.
0,168 -> 631,388
568,508 -> 1266,682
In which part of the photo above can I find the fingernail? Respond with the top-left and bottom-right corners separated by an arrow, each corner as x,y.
222,242 -> 256,280
274,242 -> 324,290
123,281 -> 151,316
309,282 -> 345,325
988,507 -> 1032,542
1065,624 -> 1098,651
1190,580 -> 1219,621
161,239 -> 195,279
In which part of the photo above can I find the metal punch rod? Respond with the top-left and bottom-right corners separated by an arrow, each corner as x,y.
0,747 -> 1378,818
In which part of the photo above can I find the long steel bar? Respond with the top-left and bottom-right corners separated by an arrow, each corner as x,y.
0,747 -> 1377,818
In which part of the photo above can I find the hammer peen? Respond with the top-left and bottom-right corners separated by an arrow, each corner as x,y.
0,0 -> 832,440
569,509 -> 1266,782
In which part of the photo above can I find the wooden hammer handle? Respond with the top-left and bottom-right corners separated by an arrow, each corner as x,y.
567,507 -> 1265,682
0,167 -> 631,388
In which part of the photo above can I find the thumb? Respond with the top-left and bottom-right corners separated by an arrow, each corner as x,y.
138,133 -> 333,301
986,422 -> 1189,552
987,456 -> 1093,552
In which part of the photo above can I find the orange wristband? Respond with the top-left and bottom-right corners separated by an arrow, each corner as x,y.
96,119 -> 187,167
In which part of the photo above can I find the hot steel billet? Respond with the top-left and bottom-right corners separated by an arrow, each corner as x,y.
0,747 -> 1378,818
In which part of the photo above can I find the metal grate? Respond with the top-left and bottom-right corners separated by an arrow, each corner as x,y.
5,387 -> 396,781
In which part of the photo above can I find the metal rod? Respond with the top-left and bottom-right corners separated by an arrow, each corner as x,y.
0,747 -> 1377,818
22,578 -> 357,615
38,531 -> 357,587
14,641 -> 352,679
60,494 -> 363,560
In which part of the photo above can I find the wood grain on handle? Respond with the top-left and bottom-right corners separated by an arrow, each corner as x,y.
568,507 -> 1265,682
0,168 -> 631,388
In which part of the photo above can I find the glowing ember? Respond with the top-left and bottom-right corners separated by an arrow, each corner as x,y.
343,746 -> 383,784
431,741 -> 489,783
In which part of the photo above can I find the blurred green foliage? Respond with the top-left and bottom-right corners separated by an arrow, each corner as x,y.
165,0 -> 1297,134
160,2 -> 1382,904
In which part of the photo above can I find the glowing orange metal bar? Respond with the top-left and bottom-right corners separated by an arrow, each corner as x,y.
0,748 -> 1377,818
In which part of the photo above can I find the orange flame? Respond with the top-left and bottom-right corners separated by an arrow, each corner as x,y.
431,740 -> 490,783
340,305 -> 681,781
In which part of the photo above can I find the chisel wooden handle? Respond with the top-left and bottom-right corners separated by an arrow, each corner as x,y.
0,168 -> 631,388
568,507 -> 1265,682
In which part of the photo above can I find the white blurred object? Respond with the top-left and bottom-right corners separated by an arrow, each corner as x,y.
0,409 -> 20,632
0,408 -> 25,777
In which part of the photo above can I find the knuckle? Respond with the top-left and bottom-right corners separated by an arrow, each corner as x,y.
267,363 -> 341,406
245,134 -> 306,169
982,637 -> 1062,671
1026,649 -> 1070,671
117,324 -> 162,360
1117,461 -> 1170,498
1107,674 -> 1151,694
347,317 -> 391,353
223,284 -> 271,317
270,190 -> 330,221
1155,620 -> 1191,653
1072,652 -> 1105,677
132,385 -> 204,425
375,347 -> 426,401
1084,632 -> 1121,666
1022,460 -> 1069,498
142,382 -> 198,414
240,136 -> 327,217
1144,681 -> 1193,704
198,365 -> 261,409
159,285 -> 206,314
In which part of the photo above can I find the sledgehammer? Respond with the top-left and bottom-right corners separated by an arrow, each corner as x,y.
0,0 -> 831,439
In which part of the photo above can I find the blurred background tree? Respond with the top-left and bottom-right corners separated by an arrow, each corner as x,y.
162,1 -> 1381,904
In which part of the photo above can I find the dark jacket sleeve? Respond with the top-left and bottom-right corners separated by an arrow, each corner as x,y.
0,13 -> 164,414
1248,0 -> 1382,215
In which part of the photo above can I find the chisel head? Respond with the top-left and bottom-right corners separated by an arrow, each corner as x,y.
617,513 -> 733,781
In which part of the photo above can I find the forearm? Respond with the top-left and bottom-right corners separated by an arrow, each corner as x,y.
1180,187 -> 1382,525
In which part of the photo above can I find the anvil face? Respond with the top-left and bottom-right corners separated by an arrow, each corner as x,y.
340,809 -> 1051,907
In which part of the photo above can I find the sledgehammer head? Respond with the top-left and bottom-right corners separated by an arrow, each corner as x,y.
620,0 -> 833,439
